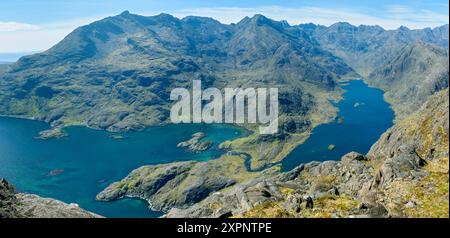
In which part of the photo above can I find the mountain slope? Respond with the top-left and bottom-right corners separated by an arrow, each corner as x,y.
305,23 -> 449,118
368,42 -> 449,118
0,13 -> 359,171
309,23 -> 449,77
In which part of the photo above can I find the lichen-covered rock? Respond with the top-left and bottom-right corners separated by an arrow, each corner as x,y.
0,179 -> 19,218
15,194 -> 101,218
165,177 -> 281,218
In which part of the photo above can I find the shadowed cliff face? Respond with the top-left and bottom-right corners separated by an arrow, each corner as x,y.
368,42 -> 449,118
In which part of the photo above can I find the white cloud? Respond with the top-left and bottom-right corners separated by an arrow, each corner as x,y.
385,5 -> 449,26
0,16 -> 107,54
0,21 -> 41,32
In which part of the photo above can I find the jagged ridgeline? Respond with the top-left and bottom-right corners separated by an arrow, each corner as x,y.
307,22 -> 449,118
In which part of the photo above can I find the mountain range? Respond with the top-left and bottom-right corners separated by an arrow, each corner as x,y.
0,12 -> 448,218
0,12 -> 447,129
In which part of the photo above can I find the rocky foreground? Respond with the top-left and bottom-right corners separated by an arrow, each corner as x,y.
98,88 -> 449,218
0,179 -> 101,218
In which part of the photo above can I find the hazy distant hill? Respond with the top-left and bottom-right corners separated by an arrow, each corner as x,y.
307,23 -> 448,76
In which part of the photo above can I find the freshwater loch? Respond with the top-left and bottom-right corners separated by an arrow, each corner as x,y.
0,80 -> 394,217
282,80 -> 394,171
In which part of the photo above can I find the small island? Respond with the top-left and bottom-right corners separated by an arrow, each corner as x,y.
36,127 -> 67,140
177,132 -> 212,153
327,144 -> 336,151
353,102 -> 365,108
47,169 -> 64,177
108,134 -> 126,140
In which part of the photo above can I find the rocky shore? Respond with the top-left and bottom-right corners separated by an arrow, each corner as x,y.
95,160 -> 239,212
177,132 -> 212,153
36,127 -> 67,140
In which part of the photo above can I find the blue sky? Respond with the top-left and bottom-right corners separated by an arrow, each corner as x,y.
0,0 -> 448,58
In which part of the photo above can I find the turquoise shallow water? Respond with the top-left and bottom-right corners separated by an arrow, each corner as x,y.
0,120 -> 243,218
282,80 -> 394,171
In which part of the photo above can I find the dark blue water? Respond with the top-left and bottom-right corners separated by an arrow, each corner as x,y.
282,80 -> 394,171
0,120 -> 243,218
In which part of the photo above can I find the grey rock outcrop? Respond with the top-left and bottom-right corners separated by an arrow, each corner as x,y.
0,179 -> 19,218
1,179 -> 100,218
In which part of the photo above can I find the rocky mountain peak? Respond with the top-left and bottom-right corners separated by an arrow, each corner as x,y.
236,14 -> 283,30
398,25 -> 410,31
250,14 -> 269,22
152,12 -> 179,22
181,15 -> 221,25
119,10 -> 131,16
329,22 -> 358,31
